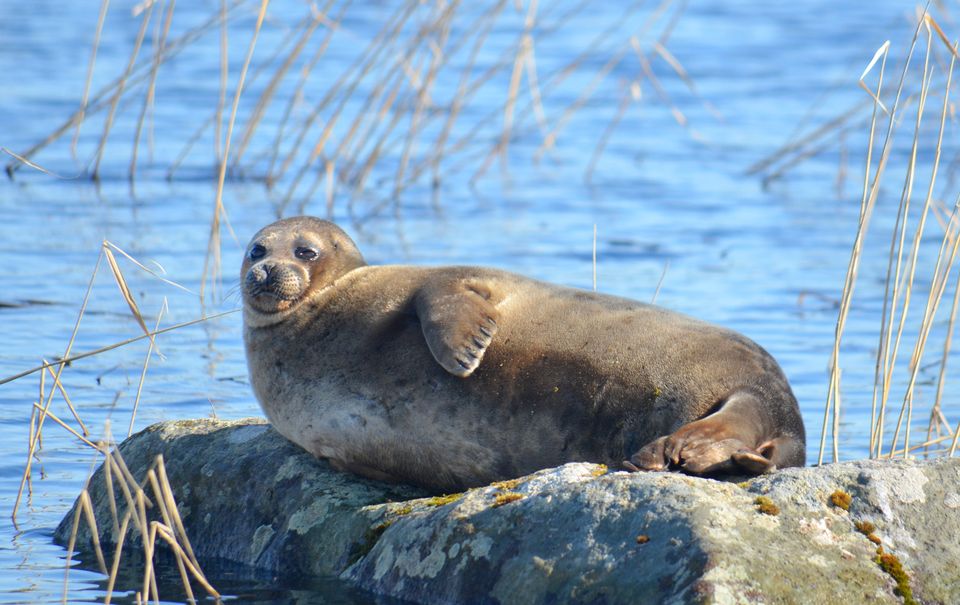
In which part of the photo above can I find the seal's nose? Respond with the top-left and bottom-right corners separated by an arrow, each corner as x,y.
247,262 -> 271,285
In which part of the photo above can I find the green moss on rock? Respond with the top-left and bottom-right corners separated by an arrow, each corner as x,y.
876,552 -> 916,605
830,490 -> 852,511
492,492 -> 524,507
754,496 -> 780,516
425,493 -> 463,507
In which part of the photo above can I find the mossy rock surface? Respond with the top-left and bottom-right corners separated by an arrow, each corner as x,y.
58,418 -> 960,604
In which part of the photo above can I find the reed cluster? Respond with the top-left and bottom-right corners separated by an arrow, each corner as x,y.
803,12 -> 960,463
4,0 -> 693,297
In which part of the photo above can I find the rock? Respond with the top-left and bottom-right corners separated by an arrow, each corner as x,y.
57,418 -> 960,604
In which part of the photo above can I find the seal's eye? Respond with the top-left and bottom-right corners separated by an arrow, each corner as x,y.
295,247 -> 318,261
249,244 -> 266,260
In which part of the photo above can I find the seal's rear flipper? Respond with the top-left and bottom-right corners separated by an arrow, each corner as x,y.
625,389 -> 805,476
415,277 -> 500,377
732,435 -> 804,473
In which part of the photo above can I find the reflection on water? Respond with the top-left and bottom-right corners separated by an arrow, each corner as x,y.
0,0 -> 950,602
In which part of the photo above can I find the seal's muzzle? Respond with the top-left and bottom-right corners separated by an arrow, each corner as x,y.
245,262 -> 305,302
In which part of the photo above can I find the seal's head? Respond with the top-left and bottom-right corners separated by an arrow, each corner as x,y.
241,216 -> 365,319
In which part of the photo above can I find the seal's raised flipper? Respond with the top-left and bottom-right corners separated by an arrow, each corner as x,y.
415,277 -> 500,377
624,390 -> 804,476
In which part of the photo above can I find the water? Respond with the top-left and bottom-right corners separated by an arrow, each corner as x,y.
0,0 -> 954,602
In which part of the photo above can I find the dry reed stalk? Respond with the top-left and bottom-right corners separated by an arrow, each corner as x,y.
874,28 -> 935,459
168,5 -> 307,181
91,0 -> 155,181
271,1 -> 417,193
107,456 -> 151,535
130,0 -> 177,181
888,204 -> 960,457
43,365 -> 90,437
165,113 -> 218,180
144,469 -> 194,602
393,3 -> 457,202
64,444 -> 218,602
15,0 -> 698,302
216,0 -> 229,165
298,30 -> 463,212
80,490 -> 111,575
326,58 -> 410,195
532,0 -> 673,162
592,224 -> 598,291
889,431 -> 960,456
531,47 -> 626,163
324,159 -> 335,217
928,251 -> 960,447
30,403 -> 97,449
585,80 -> 638,183
429,2 -> 505,189
143,5 -> 164,165
102,441 -> 120,538
876,20 -> 960,459
32,367 -> 44,463
338,68 -> 410,185
264,1 -> 349,183
6,0 -> 247,177
0,148 -> 80,179
232,11 -> 327,168
154,523 -> 220,597
523,21 -> 547,136
128,300 -> 167,437
143,458 -> 219,600
104,241 -> 194,294
818,34 -> 901,465
103,513 -> 131,605
652,39 -> 721,120
0,309 -> 238,388
746,103 -> 869,179
154,457 -> 202,571
278,2 -> 423,209
294,0 -> 667,207
63,490 -> 89,597
951,414 -> 960,456
425,0 -> 510,177
73,0 -> 112,157
141,514 -> 159,603
27,398 -> 37,477
203,0 -> 271,303
633,38 -> 687,127
885,42 -> 956,458
499,0 -> 539,163
109,0 -> 683,215
12,250 -> 103,524
822,12 -> 960,463
749,12 -> 960,184
760,123 -> 870,189
104,244 -> 154,341
651,261 -> 670,305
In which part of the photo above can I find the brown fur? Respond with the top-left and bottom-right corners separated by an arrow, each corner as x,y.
242,217 -> 806,492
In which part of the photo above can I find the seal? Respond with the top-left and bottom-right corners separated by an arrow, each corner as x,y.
242,216 -> 806,492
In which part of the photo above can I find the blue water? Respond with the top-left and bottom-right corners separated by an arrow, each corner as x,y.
1,0 -> 956,602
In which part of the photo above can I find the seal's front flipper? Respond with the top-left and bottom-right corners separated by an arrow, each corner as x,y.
415,277 -> 500,377
624,390 -> 804,476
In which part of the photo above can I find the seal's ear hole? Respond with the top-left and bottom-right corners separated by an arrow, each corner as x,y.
757,440 -> 777,460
